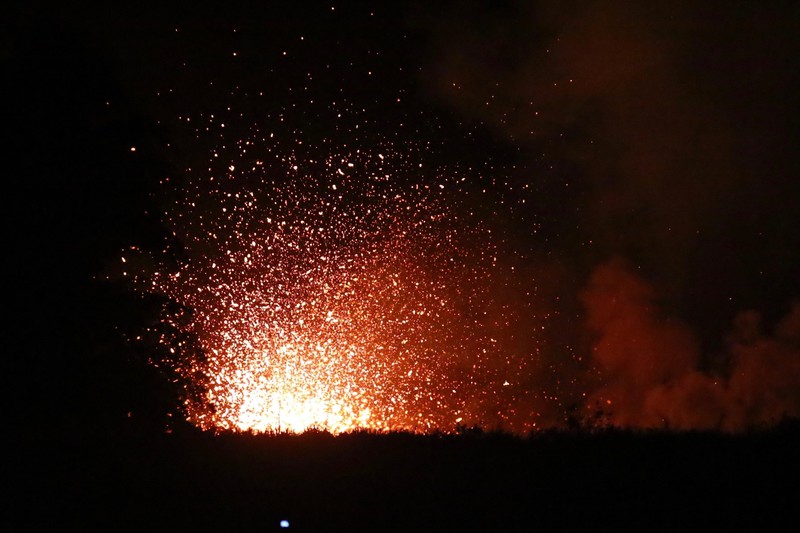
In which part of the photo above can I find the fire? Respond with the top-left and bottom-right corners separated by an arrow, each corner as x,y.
131,133 -> 512,434
211,338 -> 375,433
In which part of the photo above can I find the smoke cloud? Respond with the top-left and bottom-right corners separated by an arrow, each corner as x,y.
582,259 -> 800,431
415,1 -> 800,430
419,2 -> 799,291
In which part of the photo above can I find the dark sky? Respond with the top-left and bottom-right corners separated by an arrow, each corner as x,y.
5,1 -> 799,432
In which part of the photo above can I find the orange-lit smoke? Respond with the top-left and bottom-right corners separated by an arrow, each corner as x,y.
417,2 -> 800,432
582,259 -> 800,431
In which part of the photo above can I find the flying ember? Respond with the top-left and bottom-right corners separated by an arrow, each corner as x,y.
132,130 -> 511,434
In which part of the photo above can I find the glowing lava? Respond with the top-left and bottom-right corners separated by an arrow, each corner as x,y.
132,137 -> 504,434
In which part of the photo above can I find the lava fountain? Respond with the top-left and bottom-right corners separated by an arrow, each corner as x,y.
130,135 -> 510,434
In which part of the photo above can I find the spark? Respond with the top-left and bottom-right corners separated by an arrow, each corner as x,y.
133,125 -> 526,434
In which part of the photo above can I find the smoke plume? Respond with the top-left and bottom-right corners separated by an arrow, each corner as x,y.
415,1 -> 800,430
582,259 -> 800,431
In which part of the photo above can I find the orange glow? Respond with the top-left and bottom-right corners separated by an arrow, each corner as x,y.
131,136 -> 525,434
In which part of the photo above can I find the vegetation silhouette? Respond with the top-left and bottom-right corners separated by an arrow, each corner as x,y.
10,415 -> 797,531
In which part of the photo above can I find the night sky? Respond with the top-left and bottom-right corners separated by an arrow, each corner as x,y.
6,1 -> 800,435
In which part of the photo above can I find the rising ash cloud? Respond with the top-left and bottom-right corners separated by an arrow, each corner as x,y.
413,0 -> 800,430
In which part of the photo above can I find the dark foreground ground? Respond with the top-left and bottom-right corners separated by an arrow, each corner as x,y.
8,420 -> 798,532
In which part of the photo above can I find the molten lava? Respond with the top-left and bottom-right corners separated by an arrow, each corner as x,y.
131,137 -> 515,434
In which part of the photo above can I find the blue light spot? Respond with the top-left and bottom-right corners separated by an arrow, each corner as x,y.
280,519 -> 290,528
